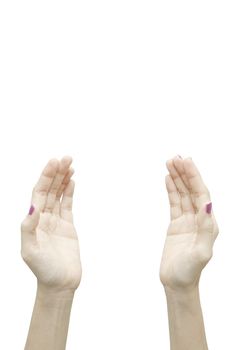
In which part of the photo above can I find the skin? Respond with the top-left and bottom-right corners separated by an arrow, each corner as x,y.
21,156 -> 82,350
160,156 -> 219,350
21,154 -> 218,349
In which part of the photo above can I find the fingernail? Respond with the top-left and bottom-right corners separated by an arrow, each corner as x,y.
28,205 -> 35,215
206,202 -> 212,214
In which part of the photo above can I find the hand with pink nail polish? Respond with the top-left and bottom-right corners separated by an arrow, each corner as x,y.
160,156 -> 219,350
21,156 -> 81,350
160,156 -> 219,289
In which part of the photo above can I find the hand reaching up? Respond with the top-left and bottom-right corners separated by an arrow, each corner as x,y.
21,156 -> 82,292
160,156 -> 219,290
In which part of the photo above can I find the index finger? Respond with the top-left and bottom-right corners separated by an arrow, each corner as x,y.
183,158 -> 210,209
31,158 -> 59,209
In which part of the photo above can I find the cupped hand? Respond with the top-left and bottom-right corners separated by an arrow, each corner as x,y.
160,156 -> 219,290
21,156 -> 82,292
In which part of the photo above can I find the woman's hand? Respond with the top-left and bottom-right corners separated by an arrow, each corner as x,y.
160,156 -> 219,290
21,156 -> 82,292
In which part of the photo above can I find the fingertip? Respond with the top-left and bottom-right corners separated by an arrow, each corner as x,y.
173,154 -> 182,160
61,155 -> 73,165
28,205 -> 35,215
48,158 -> 59,169
183,157 -> 195,174
173,156 -> 183,166
42,158 -> 59,178
166,159 -> 172,170
184,157 -> 193,165
206,202 -> 212,214
22,205 -> 40,234
69,167 -> 75,177
28,204 -> 40,217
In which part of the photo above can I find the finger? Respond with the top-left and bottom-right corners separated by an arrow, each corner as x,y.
53,168 -> 74,215
197,202 -> 214,233
165,174 -> 182,220
56,168 -> 75,201
173,156 -> 197,212
32,159 -> 59,210
21,205 -> 40,245
61,180 -> 75,222
44,156 -> 73,213
37,212 -> 54,233
195,202 -> 215,261
173,156 -> 191,191
183,158 -> 211,210
166,158 -> 195,214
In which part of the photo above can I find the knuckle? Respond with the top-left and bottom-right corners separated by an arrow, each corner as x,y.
179,191 -> 187,198
33,186 -> 47,196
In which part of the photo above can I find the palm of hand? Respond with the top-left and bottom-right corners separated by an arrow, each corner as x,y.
160,157 -> 218,290
28,213 -> 82,290
161,215 -> 206,288
21,157 -> 82,291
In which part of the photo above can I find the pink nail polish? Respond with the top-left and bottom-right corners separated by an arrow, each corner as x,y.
206,202 -> 212,214
28,205 -> 35,215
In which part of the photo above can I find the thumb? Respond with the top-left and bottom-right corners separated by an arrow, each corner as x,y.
195,202 -> 215,263
197,202 -> 214,234
21,205 -> 40,235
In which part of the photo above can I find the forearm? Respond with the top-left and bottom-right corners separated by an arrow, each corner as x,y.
164,286 -> 208,350
24,283 -> 75,350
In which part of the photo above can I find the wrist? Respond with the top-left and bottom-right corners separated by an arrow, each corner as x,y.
164,285 -> 200,308
164,284 -> 208,350
36,282 -> 76,304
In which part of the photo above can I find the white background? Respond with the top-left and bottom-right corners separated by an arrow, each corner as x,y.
0,1 -> 232,349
